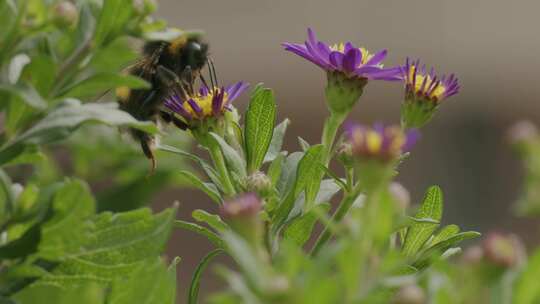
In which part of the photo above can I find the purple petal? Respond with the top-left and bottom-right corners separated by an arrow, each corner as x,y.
403,129 -> 420,152
343,48 -> 361,73
187,98 -> 203,116
226,81 -> 249,102
365,49 -> 387,66
329,51 -> 344,69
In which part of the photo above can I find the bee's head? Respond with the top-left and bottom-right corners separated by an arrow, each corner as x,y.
181,38 -> 209,71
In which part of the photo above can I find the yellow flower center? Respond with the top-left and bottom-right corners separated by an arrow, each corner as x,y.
330,43 -> 374,65
408,65 -> 446,100
351,127 -> 405,157
184,88 -> 228,118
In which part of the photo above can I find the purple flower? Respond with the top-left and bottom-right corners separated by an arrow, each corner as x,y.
345,123 -> 419,162
164,82 -> 249,125
402,58 -> 460,103
283,28 -> 401,81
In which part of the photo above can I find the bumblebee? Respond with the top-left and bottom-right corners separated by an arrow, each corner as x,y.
116,31 -> 216,170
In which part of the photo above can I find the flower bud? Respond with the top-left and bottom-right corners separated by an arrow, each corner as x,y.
507,120 -> 538,145
389,182 -> 410,211
401,59 -> 459,129
483,232 -> 525,268
133,0 -> 157,16
52,1 -> 78,28
461,245 -> 484,265
392,284 -> 426,304
220,193 -> 262,246
246,171 -> 272,197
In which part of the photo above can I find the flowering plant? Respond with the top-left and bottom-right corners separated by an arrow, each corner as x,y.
1,1 -> 539,304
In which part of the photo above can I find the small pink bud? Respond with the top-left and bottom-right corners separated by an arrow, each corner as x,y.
392,284 -> 426,304
507,120 -> 538,145
483,232 -> 525,268
389,182 -> 410,210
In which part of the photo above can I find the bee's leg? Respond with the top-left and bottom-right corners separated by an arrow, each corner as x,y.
181,65 -> 195,95
160,111 -> 188,130
156,65 -> 188,99
140,136 -> 157,173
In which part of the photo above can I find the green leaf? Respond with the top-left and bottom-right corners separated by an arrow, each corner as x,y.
284,203 -> 330,247
244,84 -> 276,173
177,170 -> 222,204
0,83 -> 47,110
174,220 -> 224,248
60,73 -> 150,98
264,119 -> 290,163
0,169 -> 15,222
23,206 -> 176,288
192,209 -> 229,233
294,145 -> 325,210
37,179 -> 96,259
413,231 -> 481,269
428,224 -> 460,248
267,154 -> 284,186
189,249 -> 224,304
298,137 -> 310,151
514,248 -> 540,304
107,257 -> 178,304
158,144 -> 222,190
89,38 -> 138,73
209,133 -> 246,178
275,152 -> 303,199
0,101 -> 158,166
402,185 -> 444,257
94,0 -> 133,46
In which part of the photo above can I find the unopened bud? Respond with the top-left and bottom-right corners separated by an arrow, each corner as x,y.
392,284 -> 426,304
507,120 -> 538,145
246,171 -> 272,196
52,1 -> 78,28
133,0 -> 157,16
389,182 -> 410,211
461,245 -> 484,264
483,232 -> 525,268
220,193 -> 262,245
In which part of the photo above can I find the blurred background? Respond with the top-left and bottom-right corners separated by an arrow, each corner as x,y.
149,0 -> 540,301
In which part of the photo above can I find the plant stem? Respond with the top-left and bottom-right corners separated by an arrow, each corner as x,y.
207,140 -> 236,198
321,112 -> 346,165
311,183 -> 362,256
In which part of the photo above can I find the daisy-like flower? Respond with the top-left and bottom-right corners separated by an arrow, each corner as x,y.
403,58 -> 459,103
164,81 -> 249,128
283,28 -> 401,115
283,28 -> 401,81
346,123 -> 419,163
401,59 -> 460,129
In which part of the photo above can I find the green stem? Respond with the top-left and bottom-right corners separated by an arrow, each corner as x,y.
321,112 -> 346,165
207,140 -> 236,198
311,183 -> 362,256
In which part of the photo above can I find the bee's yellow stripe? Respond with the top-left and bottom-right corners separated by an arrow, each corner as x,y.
116,86 -> 131,102
168,36 -> 188,54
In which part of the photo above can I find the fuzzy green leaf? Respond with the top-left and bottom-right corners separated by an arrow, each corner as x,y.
192,209 -> 229,233
244,84 -> 276,173
402,185 -> 444,257
189,249 -> 224,304
177,170 -> 222,204
294,145 -> 325,210
209,133 -> 246,178
60,73 -> 150,99
514,248 -> 540,304
264,119 -> 290,163
107,257 -> 178,304
174,220 -> 224,248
